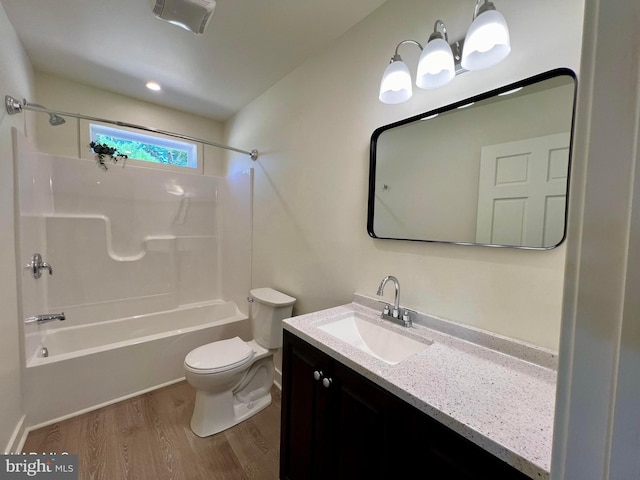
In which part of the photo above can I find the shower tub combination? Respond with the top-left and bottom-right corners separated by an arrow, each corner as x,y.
16,132 -> 253,428
25,301 -> 250,427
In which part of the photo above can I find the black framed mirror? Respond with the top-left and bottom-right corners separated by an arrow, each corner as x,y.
368,68 -> 577,250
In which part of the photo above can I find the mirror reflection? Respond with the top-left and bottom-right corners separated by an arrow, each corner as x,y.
368,69 -> 577,249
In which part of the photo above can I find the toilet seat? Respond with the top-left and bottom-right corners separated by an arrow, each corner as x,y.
185,337 -> 254,374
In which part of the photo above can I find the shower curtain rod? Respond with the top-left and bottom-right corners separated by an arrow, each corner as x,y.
5,95 -> 258,161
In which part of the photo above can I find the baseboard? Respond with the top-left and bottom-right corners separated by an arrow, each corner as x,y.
4,415 -> 27,454
22,377 -> 186,439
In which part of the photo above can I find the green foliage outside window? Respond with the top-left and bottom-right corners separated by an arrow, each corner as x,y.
94,134 -> 190,167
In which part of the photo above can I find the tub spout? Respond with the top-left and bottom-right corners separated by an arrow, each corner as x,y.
24,313 -> 65,325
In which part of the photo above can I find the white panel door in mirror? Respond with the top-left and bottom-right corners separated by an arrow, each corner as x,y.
476,132 -> 570,248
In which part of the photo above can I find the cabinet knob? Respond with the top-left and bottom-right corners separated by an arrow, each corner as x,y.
322,377 -> 333,388
313,370 -> 324,381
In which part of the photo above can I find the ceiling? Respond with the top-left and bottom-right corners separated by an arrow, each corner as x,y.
1,0 -> 386,121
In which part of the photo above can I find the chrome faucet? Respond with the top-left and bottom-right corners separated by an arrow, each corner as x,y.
24,313 -> 66,325
377,275 -> 401,317
376,275 -> 413,327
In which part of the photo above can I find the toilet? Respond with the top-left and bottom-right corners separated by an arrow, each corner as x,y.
184,287 -> 296,437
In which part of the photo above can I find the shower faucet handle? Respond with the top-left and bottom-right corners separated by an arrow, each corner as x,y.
26,253 -> 53,279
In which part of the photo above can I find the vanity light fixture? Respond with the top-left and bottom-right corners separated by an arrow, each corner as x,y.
416,21 -> 455,90
378,0 -> 510,104
461,0 -> 510,71
379,40 -> 421,104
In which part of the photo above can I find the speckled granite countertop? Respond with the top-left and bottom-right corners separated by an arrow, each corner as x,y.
283,294 -> 557,480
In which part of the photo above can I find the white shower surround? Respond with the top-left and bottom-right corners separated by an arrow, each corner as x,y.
15,133 -> 253,428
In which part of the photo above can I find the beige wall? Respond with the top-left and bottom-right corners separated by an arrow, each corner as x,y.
0,2 -> 34,451
34,73 -> 226,177
225,0 -> 584,350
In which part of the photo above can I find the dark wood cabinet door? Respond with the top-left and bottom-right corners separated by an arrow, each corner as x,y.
280,331 -> 333,480
331,361 -> 392,480
389,394 -> 531,480
281,331 -> 532,480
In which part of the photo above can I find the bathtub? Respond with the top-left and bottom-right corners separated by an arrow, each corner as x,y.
24,300 -> 250,428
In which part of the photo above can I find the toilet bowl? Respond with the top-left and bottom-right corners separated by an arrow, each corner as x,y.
184,288 -> 295,437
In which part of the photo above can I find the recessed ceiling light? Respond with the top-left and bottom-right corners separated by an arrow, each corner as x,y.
457,102 -> 474,109
146,81 -> 162,91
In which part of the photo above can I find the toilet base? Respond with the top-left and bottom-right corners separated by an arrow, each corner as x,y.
190,388 -> 272,437
188,352 -> 275,437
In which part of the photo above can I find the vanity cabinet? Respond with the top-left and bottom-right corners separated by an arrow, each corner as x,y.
280,331 -> 532,480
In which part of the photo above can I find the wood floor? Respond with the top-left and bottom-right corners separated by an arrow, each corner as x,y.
22,381 -> 282,480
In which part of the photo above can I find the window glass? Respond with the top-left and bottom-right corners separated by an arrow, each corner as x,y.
90,124 -> 198,169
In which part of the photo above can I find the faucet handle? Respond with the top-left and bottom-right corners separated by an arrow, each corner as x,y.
26,253 -> 53,279
377,300 -> 391,316
401,309 -> 416,326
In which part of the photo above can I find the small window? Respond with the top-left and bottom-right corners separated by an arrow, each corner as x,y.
89,124 -> 199,170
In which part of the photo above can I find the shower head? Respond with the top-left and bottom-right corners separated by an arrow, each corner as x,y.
48,114 -> 66,126
24,101 -> 66,126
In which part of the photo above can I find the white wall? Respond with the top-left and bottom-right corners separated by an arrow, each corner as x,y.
0,2 -> 34,451
34,73 -> 226,177
552,0 -> 640,477
225,0 -> 584,350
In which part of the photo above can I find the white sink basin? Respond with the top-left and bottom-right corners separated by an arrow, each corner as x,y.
318,314 -> 431,365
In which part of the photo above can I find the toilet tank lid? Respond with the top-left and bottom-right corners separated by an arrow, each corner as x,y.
250,288 -> 296,307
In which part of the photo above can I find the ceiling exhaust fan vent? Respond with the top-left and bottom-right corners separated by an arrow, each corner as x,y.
152,0 -> 217,35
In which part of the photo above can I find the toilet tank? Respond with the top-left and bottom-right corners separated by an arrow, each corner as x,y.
249,288 -> 296,349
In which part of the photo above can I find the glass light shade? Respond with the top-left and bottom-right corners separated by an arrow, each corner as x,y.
461,9 -> 510,71
416,38 -> 455,89
379,60 -> 413,104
